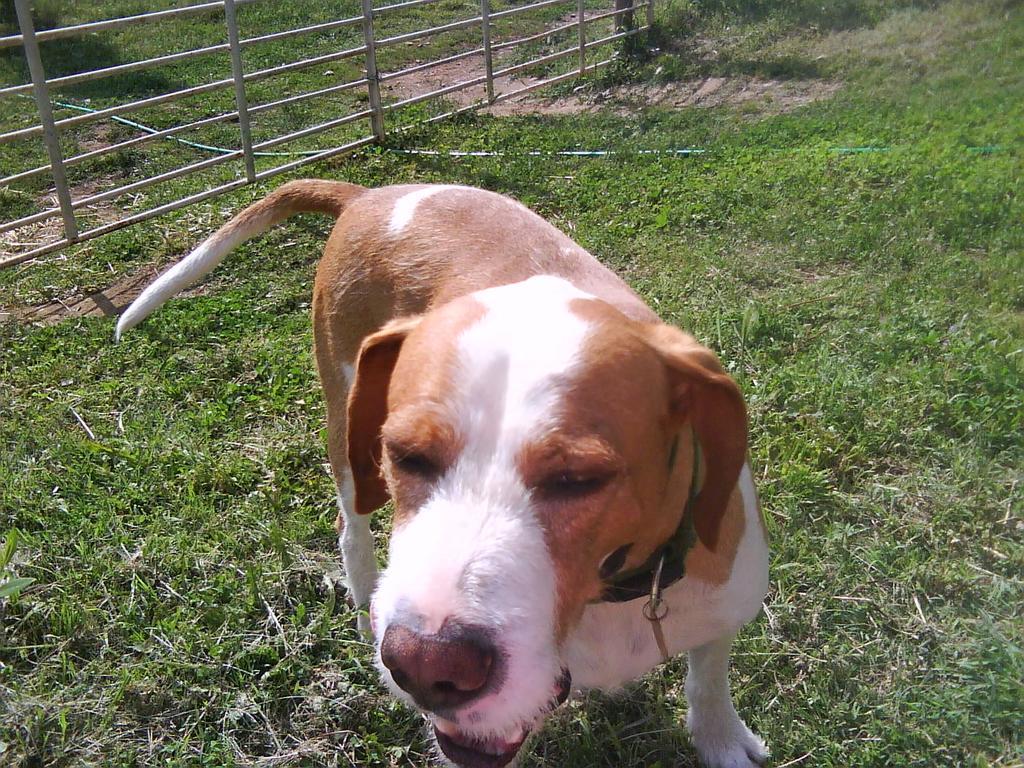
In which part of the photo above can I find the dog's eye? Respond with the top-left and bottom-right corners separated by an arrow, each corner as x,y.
390,450 -> 439,478
537,472 -> 610,501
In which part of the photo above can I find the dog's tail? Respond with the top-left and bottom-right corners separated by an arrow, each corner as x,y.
115,179 -> 366,340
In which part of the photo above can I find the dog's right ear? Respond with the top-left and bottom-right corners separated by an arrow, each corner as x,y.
347,316 -> 421,515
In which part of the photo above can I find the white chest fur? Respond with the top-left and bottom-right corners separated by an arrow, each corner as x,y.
565,465 -> 769,690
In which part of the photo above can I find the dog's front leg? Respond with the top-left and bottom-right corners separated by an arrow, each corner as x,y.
685,634 -> 768,768
336,473 -> 378,635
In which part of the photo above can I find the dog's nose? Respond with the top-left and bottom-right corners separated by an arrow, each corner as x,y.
380,621 -> 495,712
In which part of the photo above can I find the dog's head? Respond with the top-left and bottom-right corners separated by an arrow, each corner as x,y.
346,276 -> 747,767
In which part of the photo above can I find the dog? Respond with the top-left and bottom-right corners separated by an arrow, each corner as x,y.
117,180 -> 770,768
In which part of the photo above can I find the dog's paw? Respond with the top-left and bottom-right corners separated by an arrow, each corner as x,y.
687,712 -> 768,768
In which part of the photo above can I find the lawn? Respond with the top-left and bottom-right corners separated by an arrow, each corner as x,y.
1,0 -> 1022,766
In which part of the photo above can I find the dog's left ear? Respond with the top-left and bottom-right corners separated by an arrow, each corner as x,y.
347,316 -> 422,516
639,324 -> 748,551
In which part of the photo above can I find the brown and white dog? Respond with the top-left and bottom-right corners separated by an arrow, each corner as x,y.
117,180 -> 770,768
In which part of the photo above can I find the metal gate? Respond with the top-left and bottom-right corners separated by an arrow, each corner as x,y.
0,0 -> 651,269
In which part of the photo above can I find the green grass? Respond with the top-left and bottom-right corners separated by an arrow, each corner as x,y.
2,0 -> 1023,766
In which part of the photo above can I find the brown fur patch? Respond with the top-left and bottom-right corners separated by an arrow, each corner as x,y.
378,297 -> 487,525
513,299 -> 707,637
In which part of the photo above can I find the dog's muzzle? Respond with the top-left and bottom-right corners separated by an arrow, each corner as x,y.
430,667 -> 573,768
379,615 -> 572,768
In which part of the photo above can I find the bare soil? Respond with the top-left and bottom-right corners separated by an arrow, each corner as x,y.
383,52 -> 839,116
5,263 -> 164,325
381,51 -> 551,114
1,176 -> 126,272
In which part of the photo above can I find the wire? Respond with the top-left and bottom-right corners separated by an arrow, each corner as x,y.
30,94 -> 1010,161
43,96 -> 327,157
385,147 -> 706,156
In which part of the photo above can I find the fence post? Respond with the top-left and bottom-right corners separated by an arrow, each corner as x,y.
480,0 -> 494,103
223,0 -> 256,182
646,0 -> 654,30
14,0 -> 78,242
360,0 -> 386,142
613,0 -> 634,33
577,0 -> 586,75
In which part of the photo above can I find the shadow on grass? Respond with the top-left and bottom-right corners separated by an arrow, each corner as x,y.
694,0 -> 941,31
700,54 -> 825,80
644,0 -> 945,83
1,0 -> 178,100
530,678 -> 700,767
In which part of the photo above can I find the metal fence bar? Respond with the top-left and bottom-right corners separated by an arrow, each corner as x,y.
577,0 -> 586,74
481,0 -> 494,102
490,20 -> 577,52
584,25 -> 646,50
246,44 -> 369,83
246,77 -> 369,113
0,1 -> 259,50
0,43 -> 367,144
383,75 -> 489,111
360,0 -> 386,141
0,42 -> 232,98
0,79 -> 235,144
379,47 -> 483,83
387,58 -> 620,130
250,110 -> 374,151
375,15 -> 485,48
0,178 -> 245,269
251,134 -> 376,180
489,23 -> 645,82
0,135 -> 376,270
490,54 -> 616,105
1,109 -> 240,186
1,35 -> 375,100
489,0 -> 570,22
238,15 -> 363,47
0,78 -> 370,186
12,0 -> 78,242
391,99 -> 487,136
2,102 -> 373,236
492,45 -> 578,80
223,0 -> 256,182
0,150 -> 242,236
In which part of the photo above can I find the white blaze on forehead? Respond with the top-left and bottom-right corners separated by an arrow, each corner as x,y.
456,274 -> 595,453
388,184 -> 474,235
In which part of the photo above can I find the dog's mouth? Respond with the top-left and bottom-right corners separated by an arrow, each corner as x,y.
433,722 -> 527,768
431,668 -> 572,768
